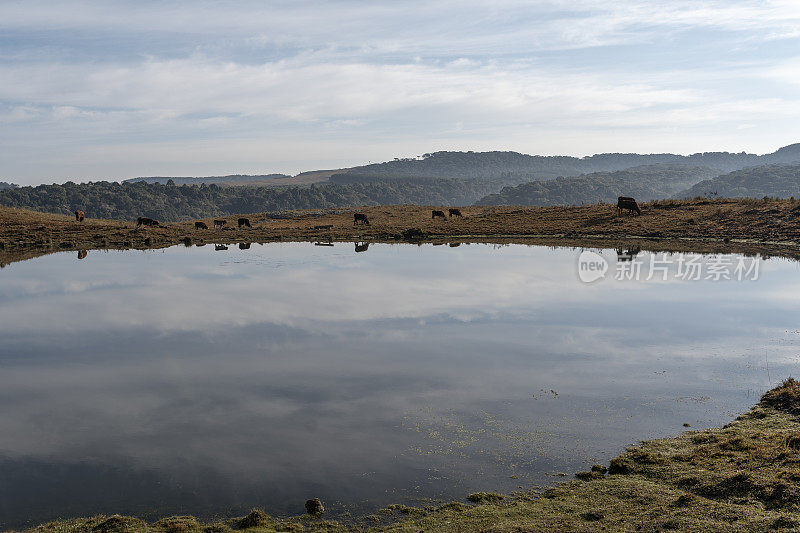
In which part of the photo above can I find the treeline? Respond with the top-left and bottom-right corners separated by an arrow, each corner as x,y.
676,164 -> 800,199
0,178 -> 504,222
474,164 -> 717,206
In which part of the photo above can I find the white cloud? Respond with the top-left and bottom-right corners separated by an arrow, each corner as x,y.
1,1 -> 800,181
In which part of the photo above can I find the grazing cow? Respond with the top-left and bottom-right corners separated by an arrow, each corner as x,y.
213,219 -> 227,228
355,242 -> 369,253
617,196 -> 641,216
136,217 -> 159,227
74,210 -> 85,222
353,213 -> 370,225
432,210 -> 446,219
215,244 -> 228,251
239,242 -> 250,250
238,217 -> 252,228
195,221 -> 208,229
77,250 -> 87,259
448,208 -> 463,218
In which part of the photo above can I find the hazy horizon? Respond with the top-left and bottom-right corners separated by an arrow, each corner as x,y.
2,1 -> 800,185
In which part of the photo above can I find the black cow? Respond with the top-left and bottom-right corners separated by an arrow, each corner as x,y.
238,218 -> 252,228
432,210 -> 446,219
195,221 -> 208,229
239,242 -> 251,250
213,219 -> 227,228
448,208 -> 463,218
136,217 -> 159,227
355,242 -> 369,253
215,244 -> 228,251
353,213 -> 370,225
617,196 -> 641,216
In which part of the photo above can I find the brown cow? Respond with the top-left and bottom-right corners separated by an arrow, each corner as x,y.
75,210 -> 85,222
617,196 -> 641,216
448,208 -> 463,218
353,213 -> 370,225
195,221 -> 208,229
77,250 -> 87,259
136,217 -> 159,227
238,218 -> 252,228
213,219 -> 227,228
432,210 -> 446,219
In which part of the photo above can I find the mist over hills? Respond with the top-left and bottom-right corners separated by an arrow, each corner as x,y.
123,174 -> 289,186
677,164 -> 800,200
475,164 -> 718,207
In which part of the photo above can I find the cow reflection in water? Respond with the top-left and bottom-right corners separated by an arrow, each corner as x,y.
239,243 -> 251,250
355,242 -> 369,253
77,250 -> 87,260
616,246 -> 641,262
215,244 -> 228,251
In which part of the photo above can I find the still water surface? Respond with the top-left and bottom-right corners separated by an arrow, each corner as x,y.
0,243 -> 798,528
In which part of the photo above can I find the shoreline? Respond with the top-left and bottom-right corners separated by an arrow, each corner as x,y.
13,380 -> 800,532
4,198 -> 800,267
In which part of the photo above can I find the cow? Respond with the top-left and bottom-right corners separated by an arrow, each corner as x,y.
75,210 -> 85,222
355,242 -> 369,253
448,208 -> 463,218
77,250 -> 87,260
213,219 -> 227,228
353,213 -> 370,225
432,210 -> 446,219
215,244 -> 228,251
136,217 -> 159,227
239,242 -> 251,250
617,196 -> 641,216
195,221 -> 208,229
238,217 -> 252,228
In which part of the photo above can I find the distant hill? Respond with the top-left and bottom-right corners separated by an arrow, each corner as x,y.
0,182 -> 18,190
474,164 -> 717,207
123,174 -> 290,186
677,164 -> 800,199
333,144 -> 800,184
333,151 -> 681,184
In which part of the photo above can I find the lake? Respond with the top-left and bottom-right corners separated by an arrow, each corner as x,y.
0,242 -> 797,528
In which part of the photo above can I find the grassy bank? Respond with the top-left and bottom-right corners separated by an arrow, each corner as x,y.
4,197 -> 800,267
13,380 -> 800,532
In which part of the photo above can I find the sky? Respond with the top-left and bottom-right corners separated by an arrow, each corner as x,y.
1,0 -> 800,185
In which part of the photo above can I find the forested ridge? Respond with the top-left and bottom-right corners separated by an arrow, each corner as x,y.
474,164 -> 718,206
677,164 -> 800,199
0,178 -> 503,222
336,144 -> 800,183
